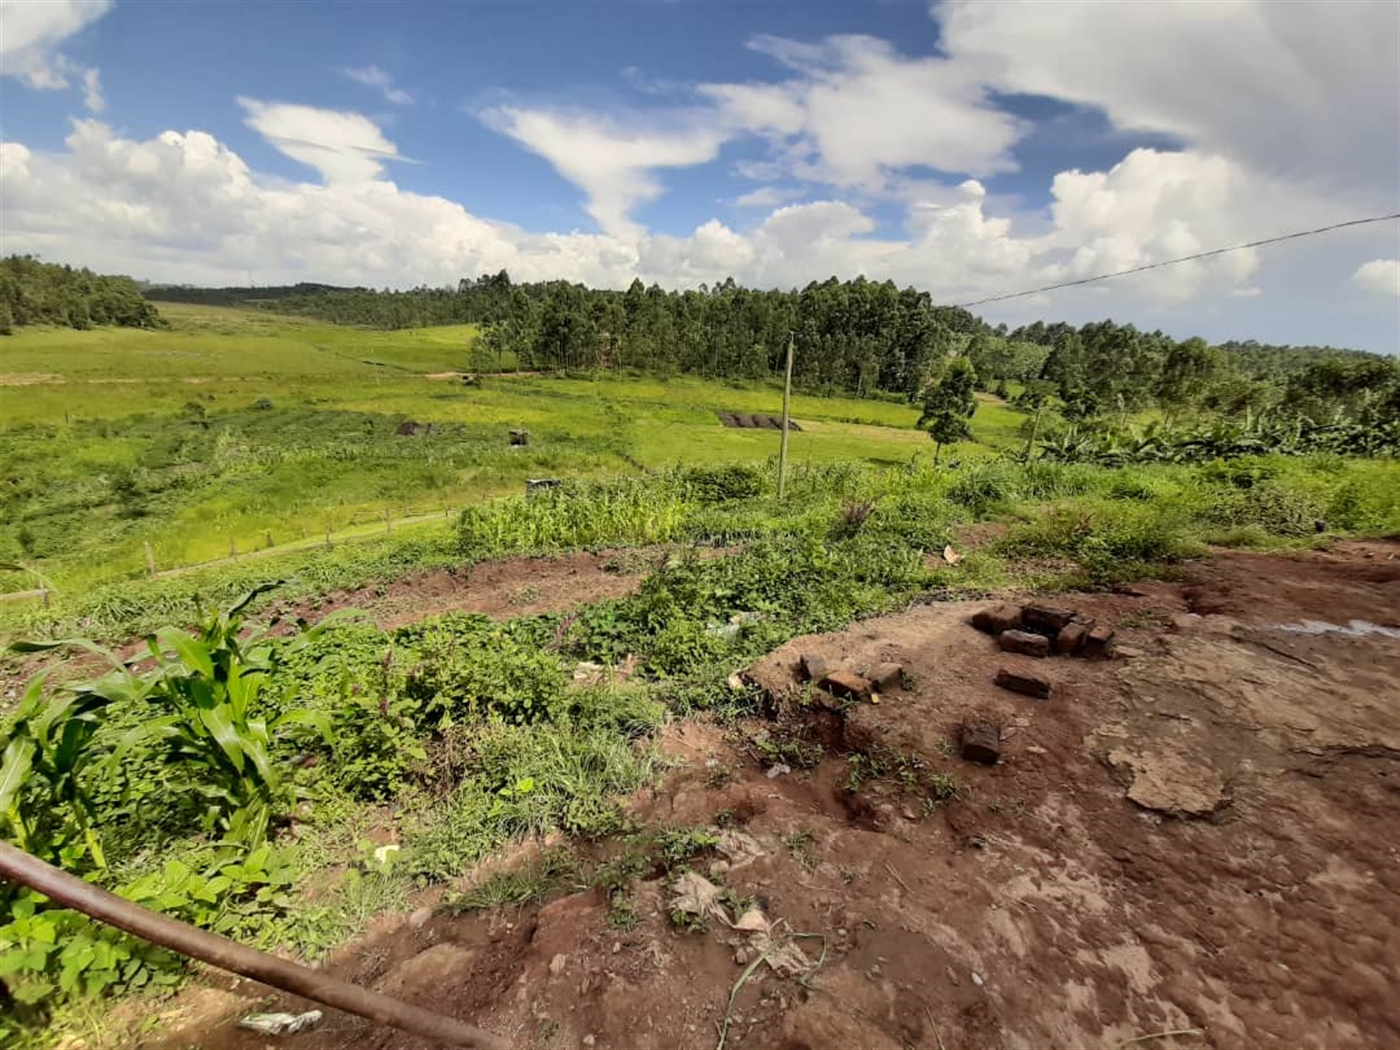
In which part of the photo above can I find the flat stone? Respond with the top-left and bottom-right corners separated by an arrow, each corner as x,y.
959,723 -> 1002,765
998,630 -> 1050,658
1022,604 -> 1077,634
865,662 -> 904,692
799,653 -> 831,682
1083,624 -> 1116,659
1108,749 -> 1228,816
971,604 -> 1023,635
375,944 -> 478,998
1055,621 -> 1089,655
820,670 -> 871,702
995,668 -> 1053,699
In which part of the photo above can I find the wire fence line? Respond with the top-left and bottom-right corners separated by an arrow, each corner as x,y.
957,212 -> 1400,308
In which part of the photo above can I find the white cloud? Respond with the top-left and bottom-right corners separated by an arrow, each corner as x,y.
480,105 -> 729,239
343,64 -> 413,105
733,186 -> 806,208
1353,259 -> 1400,297
238,98 -> 408,184
938,0 -> 1400,195
701,33 -> 1023,192
81,65 -> 103,113
5,119 -> 1390,328
490,30 -> 1024,239
0,0 -> 109,112
0,120 -> 638,289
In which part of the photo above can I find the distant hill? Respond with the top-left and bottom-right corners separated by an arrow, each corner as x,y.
142,282 -> 359,307
0,255 -> 164,332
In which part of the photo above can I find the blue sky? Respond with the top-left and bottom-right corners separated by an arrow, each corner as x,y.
2,0 -> 1398,350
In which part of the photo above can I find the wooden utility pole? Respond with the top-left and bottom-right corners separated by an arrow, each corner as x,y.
778,332 -> 794,498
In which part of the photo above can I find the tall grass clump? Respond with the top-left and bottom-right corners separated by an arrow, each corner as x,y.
404,720 -> 659,880
456,475 -> 690,558
998,498 -> 1202,583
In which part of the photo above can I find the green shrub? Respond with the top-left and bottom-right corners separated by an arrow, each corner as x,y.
456,475 -> 688,558
999,500 -> 1200,582
1200,484 -> 1323,537
645,619 -> 737,677
682,464 -> 764,502
405,722 -> 655,880
402,624 -> 570,727
947,462 -> 1015,513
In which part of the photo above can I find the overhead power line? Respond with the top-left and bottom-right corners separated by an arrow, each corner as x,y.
956,212 -> 1400,309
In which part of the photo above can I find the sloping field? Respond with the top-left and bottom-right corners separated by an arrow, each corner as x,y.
1,306 -> 1001,592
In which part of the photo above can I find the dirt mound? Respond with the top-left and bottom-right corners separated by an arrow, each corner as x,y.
149,544 -> 1400,1050
716,411 -> 802,432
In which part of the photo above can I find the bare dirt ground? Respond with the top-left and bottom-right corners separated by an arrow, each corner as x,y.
145,541 -> 1400,1049
0,549 -> 670,704
279,547 -> 671,630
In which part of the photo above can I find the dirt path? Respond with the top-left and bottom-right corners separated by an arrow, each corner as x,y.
146,542 -> 1400,1049
279,547 -> 670,630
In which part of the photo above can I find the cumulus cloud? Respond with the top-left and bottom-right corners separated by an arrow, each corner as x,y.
733,186 -> 807,208
343,64 -> 413,105
481,105 -> 729,239
487,28 -> 1025,239
0,120 -> 637,288
701,34 -> 1023,191
0,0 -> 109,112
1353,259 -> 1400,297
939,0 -> 1400,196
4,0 -> 1398,349
238,98 -> 408,184
4,118 -> 1385,318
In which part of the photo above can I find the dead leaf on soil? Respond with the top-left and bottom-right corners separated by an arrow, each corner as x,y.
670,871 -> 726,924
669,872 -> 814,977
716,829 -> 766,870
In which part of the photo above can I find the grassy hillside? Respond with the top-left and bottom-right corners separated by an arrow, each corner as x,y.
1,306 -> 1023,594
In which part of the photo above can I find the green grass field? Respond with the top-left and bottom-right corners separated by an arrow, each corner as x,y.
0,305 -> 1025,594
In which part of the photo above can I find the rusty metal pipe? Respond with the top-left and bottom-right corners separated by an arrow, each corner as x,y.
0,841 -> 510,1050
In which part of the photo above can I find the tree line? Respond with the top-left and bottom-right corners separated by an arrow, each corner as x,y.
0,256 -> 164,333
11,257 -> 1397,427
203,270 -> 1395,424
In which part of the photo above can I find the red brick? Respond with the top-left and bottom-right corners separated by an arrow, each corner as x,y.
1055,621 -> 1089,655
959,723 -> 1001,765
799,653 -> 831,682
1022,604 -> 1076,633
995,668 -> 1053,699
971,604 -> 1022,635
865,662 -> 904,692
819,670 -> 871,702
1083,624 -> 1116,659
998,630 -> 1050,658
